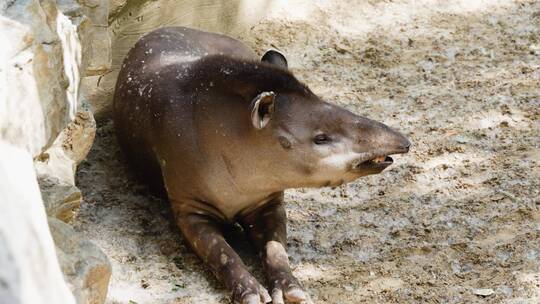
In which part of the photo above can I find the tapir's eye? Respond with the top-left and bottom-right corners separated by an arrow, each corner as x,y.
313,134 -> 331,145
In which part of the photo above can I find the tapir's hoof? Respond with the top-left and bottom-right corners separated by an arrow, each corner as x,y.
233,280 -> 271,304
271,287 -> 312,304
270,276 -> 312,303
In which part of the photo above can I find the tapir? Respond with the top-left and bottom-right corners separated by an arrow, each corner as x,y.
113,26 -> 410,304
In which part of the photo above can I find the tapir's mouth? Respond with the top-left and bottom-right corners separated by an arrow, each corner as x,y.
355,155 -> 393,171
364,155 -> 394,167
351,149 -> 406,174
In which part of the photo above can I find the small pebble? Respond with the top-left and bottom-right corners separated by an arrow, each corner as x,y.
473,288 -> 494,296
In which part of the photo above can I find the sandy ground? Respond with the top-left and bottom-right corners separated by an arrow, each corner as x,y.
75,0 -> 540,303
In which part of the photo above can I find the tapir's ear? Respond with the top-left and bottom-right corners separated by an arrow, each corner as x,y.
261,49 -> 288,69
250,91 -> 275,129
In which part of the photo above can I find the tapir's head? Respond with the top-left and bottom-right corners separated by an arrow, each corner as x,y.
246,50 -> 410,188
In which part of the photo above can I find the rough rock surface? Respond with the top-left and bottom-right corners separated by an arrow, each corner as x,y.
61,110 -> 98,165
0,0 -> 80,157
35,110 -> 96,222
57,0 -> 111,77
39,176 -> 83,223
108,0 -> 127,22
75,0 -> 539,303
35,110 -> 97,182
0,141 -> 75,304
49,217 -> 112,304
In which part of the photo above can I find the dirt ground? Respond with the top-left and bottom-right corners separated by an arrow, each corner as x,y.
74,0 -> 540,303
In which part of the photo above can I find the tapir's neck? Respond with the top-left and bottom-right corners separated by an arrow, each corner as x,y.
186,55 -> 313,99
220,153 -> 288,193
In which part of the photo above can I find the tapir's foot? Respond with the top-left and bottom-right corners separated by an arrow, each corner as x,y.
268,272 -> 312,304
232,275 -> 271,304
259,241 -> 312,304
240,200 -> 313,304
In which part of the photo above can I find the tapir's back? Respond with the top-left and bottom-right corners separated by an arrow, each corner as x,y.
113,27 -> 256,194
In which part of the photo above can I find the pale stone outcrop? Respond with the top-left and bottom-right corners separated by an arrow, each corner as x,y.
0,0 -> 80,157
0,141 -> 75,304
57,0 -> 111,77
35,110 -> 96,222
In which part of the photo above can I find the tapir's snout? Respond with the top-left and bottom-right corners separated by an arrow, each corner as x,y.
356,117 -> 410,153
392,130 -> 411,153
351,117 -> 410,175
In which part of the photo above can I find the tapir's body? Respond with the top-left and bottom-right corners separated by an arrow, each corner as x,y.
114,27 -> 410,304
114,27 -> 265,219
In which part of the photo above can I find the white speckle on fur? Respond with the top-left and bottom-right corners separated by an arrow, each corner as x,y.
138,84 -> 148,96
220,253 -> 228,265
221,68 -> 232,75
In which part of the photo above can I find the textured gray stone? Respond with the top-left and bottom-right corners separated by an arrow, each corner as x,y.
49,218 -> 111,304
39,176 -> 82,223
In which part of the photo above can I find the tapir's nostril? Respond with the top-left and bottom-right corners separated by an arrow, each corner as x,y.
400,139 -> 411,152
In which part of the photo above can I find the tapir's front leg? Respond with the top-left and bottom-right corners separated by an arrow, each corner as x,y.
174,207 -> 271,304
241,195 -> 312,304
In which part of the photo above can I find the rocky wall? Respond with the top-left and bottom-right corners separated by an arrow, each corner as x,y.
1,1 -> 294,303
1,1 -> 108,303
